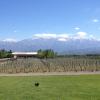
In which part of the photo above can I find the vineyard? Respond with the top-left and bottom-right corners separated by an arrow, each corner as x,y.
0,56 -> 100,73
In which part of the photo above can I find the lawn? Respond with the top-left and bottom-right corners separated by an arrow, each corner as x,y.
0,75 -> 100,100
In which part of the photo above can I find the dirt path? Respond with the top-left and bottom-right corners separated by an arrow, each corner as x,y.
0,71 -> 100,76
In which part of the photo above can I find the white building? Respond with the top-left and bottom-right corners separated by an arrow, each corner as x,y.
12,52 -> 38,58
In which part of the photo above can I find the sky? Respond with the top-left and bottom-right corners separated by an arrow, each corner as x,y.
0,0 -> 100,41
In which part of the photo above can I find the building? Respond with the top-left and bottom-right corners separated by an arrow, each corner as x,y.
12,52 -> 38,58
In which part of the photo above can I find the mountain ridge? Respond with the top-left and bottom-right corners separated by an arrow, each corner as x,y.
0,38 -> 100,54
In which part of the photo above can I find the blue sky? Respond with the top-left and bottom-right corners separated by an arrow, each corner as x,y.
0,0 -> 100,41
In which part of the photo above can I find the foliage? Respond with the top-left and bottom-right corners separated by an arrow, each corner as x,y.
37,49 -> 57,58
0,49 -> 13,58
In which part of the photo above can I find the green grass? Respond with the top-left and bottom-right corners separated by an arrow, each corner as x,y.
0,75 -> 100,100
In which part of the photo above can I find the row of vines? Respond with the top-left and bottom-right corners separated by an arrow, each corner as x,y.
0,57 -> 100,73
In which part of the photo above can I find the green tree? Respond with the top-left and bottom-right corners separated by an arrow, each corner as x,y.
7,50 -> 13,58
37,49 -> 57,59
0,49 -> 13,58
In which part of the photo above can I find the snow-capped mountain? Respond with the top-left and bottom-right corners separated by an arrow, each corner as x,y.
0,38 -> 100,54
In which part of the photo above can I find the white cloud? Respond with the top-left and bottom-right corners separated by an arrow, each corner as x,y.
33,33 -> 57,39
3,38 -> 17,42
58,38 -> 67,42
89,35 -> 95,39
89,35 -> 100,41
33,33 -> 70,39
92,19 -> 99,23
58,34 -> 69,38
74,27 -> 80,30
74,32 -> 87,39
33,32 -> 98,41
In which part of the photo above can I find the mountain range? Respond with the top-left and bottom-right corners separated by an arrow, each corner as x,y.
0,38 -> 100,54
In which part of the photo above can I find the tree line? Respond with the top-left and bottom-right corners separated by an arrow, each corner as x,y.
1,48 -> 100,59
0,49 -> 57,59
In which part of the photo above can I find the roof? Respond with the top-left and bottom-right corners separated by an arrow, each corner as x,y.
12,52 -> 38,55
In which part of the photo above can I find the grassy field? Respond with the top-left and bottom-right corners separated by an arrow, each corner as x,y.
0,75 -> 100,100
